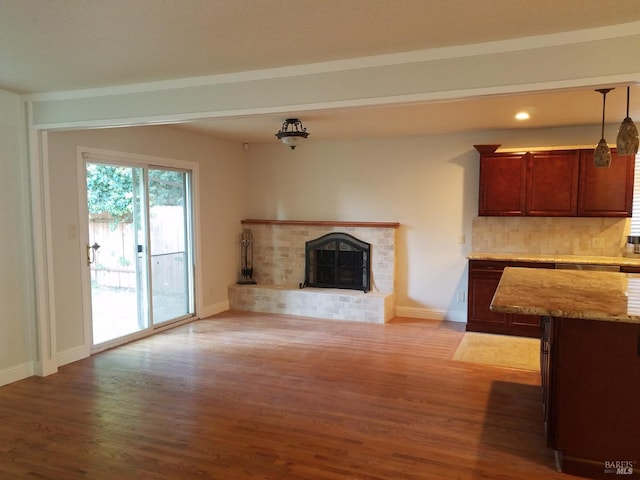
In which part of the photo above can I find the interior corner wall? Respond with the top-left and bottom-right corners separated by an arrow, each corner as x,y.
244,125 -> 606,322
46,125 -> 246,359
0,89 -> 36,385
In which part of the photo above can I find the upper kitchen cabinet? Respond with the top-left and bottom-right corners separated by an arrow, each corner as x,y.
477,146 -> 527,216
577,149 -> 635,216
527,150 -> 579,216
476,145 -> 635,217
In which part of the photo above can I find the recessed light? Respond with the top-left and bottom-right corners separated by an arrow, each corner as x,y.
515,112 -> 530,120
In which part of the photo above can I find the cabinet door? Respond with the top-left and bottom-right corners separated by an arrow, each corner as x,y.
467,273 -> 507,330
526,150 -> 579,216
467,261 -> 507,332
578,149 -> 635,216
478,153 -> 527,216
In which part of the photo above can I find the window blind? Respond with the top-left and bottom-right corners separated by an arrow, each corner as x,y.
630,153 -> 640,236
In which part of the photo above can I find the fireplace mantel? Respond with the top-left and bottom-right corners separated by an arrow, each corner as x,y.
241,219 -> 399,229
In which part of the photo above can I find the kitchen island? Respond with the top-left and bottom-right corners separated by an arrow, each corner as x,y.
491,267 -> 640,479
466,252 -> 640,338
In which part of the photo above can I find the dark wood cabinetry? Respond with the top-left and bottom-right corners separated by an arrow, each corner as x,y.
527,150 -> 579,216
467,260 -> 553,337
541,316 -> 640,478
578,149 -> 635,216
478,150 -> 527,215
477,145 -> 634,217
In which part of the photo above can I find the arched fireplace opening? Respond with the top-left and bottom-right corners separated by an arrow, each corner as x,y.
300,232 -> 371,292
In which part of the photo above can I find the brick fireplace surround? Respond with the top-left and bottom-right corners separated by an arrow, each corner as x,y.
228,220 -> 399,323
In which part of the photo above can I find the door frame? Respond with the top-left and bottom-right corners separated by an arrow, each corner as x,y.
76,146 -> 202,355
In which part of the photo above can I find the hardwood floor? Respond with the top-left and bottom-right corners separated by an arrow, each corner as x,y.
0,312 -> 584,479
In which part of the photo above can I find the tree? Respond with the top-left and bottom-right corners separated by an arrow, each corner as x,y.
86,163 -> 133,220
86,164 -> 185,221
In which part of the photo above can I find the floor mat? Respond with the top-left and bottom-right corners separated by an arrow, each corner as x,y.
452,332 -> 540,371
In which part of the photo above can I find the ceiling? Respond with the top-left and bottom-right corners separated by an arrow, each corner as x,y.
2,0 -> 640,143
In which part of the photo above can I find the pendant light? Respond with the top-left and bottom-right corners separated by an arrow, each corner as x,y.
275,118 -> 309,150
616,86 -> 639,156
594,88 -> 614,168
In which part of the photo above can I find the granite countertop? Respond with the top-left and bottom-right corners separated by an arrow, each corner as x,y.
468,251 -> 640,267
491,267 -> 640,324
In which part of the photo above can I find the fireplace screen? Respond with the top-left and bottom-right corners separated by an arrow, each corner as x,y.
301,232 -> 371,292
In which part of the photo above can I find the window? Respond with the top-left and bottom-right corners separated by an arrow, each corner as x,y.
631,153 -> 640,236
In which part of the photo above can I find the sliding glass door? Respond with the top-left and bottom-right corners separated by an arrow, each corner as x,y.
85,160 -> 194,348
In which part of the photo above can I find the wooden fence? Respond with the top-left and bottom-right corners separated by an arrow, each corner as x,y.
89,206 -> 186,291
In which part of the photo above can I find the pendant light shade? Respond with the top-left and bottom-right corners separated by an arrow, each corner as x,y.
594,88 -> 614,168
594,138 -> 611,168
616,86 -> 639,156
275,118 -> 309,150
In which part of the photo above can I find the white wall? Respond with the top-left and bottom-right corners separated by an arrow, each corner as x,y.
46,125 -> 246,359
245,125 -> 609,321
0,89 -> 36,384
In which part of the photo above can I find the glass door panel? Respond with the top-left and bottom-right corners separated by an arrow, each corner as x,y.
86,163 -> 149,345
148,168 -> 194,325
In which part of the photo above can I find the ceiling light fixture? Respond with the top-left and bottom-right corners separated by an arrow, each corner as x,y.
275,118 -> 309,150
594,88 -> 614,168
515,112 -> 530,120
616,86 -> 639,157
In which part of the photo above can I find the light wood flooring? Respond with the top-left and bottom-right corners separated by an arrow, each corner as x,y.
0,311 -> 585,479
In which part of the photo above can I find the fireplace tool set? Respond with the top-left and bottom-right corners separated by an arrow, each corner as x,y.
237,229 -> 256,284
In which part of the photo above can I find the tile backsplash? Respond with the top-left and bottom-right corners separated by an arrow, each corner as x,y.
472,217 -> 630,256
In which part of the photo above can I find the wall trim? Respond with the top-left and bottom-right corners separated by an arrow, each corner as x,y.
396,306 -> 467,323
29,128 -> 58,377
57,345 -> 88,367
200,300 -> 230,319
0,361 -> 34,387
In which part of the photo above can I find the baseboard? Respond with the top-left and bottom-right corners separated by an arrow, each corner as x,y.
53,302 -> 231,368
200,300 -> 230,319
0,361 -> 34,387
57,345 -> 89,367
206,302 -> 466,323
395,306 -> 467,323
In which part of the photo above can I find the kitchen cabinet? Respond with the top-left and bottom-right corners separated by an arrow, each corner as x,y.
476,145 -> 634,217
578,149 -> 635,216
477,148 -> 527,215
527,150 -> 579,216
467,259 -> 554,337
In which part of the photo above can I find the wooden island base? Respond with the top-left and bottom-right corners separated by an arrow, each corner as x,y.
541,316 -> 640,479
492,267 -> 640,479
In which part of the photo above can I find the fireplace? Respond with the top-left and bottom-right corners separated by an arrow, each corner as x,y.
301,232 -> 371,292
228,220 -> 398,323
